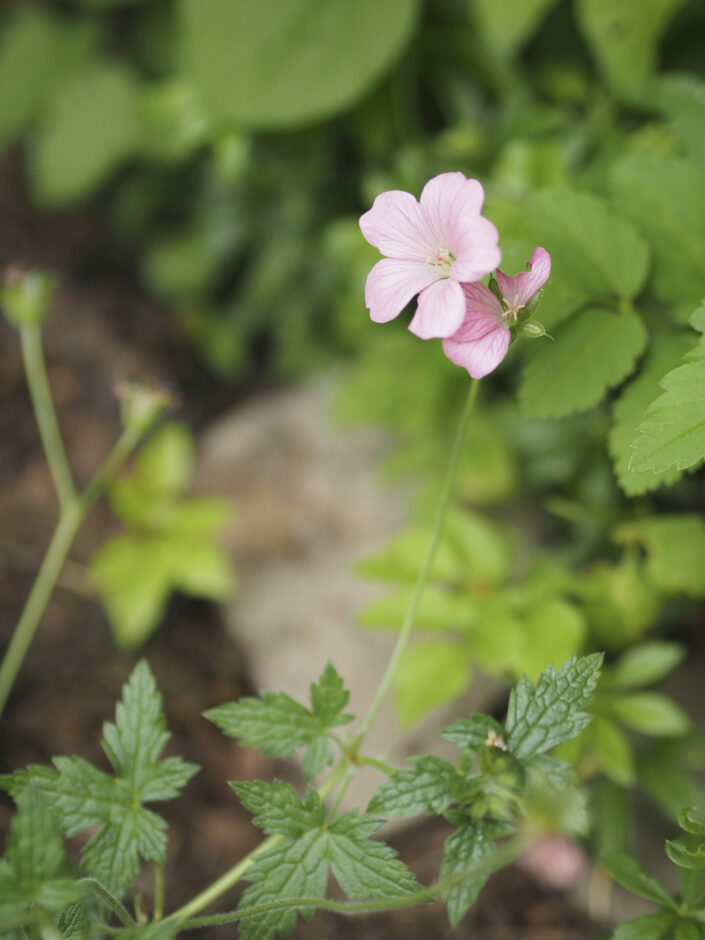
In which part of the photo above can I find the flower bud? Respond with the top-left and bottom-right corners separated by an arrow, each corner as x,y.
519,319 -> 548,338
116,381 -> 178,435
522,288 -> 544,318
487,272 -> 504,304
0,267 -> 55,328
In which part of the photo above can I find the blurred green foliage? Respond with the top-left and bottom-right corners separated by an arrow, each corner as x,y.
3,0 -> 705,862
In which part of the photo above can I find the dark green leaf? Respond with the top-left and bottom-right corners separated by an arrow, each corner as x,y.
611,912 -> 677,940
506,655 -> 603,759
367,756 -> 463,817
609,331 -> 695,494
441,823 -> 500,927
520,308 -> 647,418
309,662 -> 352,727
440,715 -> 506,753
231,781 -> 323,837
629,339 -> 705,474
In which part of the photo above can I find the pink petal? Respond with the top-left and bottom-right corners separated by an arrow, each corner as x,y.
359,190 -> 431,262
460,280 -> 504,325
408,278 -> 465,339
419,173 -> 486,254
451,215 -> 502,282
365,258 -> 439,324
496,247 -> 551,310
443,323 -> 510,379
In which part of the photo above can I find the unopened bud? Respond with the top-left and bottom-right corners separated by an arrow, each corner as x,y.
116,381 -> 178,435
523,288 -> 544,318
488,272 -> 503,304
519,319 -> 548,338
0,267 -> 55,328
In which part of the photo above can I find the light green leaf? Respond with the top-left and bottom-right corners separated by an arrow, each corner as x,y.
614,515 -> 705,597
527,189 -> 650,302
521,308 -> 647,417
659,73 -> 705,163
0,6 -> 97,147
90,535 -> 171,648
134,423 -> 194,500
367,756 -> 462,817
162,537 -> 233,600
441,823 -> 499,927
602,642 -> 686,690
611,151 -> 705,308
576,0 -> 689,100
31,63 -> 138,206
395,642 -> 471,728
678,808 -> 705,836
629,338 -> 705,474
591,718 -> 636,787
506,654 -> 603,759
180,0 -> 419,129
358,587 -> 474,632
517,598 -> 586,681
603,853 -> 675,906
610,331 -> 694,494
611,912 -> 677,940
610,693 -> 690,736
468,0 -> 560,59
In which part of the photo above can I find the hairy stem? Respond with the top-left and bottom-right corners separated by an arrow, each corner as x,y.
178,836 -> 523,931
357,377 -> 480,741
19,324 -> 76,511
80,878 -> 136,927
0,425 -> 142,718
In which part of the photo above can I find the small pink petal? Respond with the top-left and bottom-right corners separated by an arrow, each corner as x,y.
496,247 -> 551,310
365,258 -> 439,323
408,278 -> 465,339
451,215 -> 502,282
443,322 -> 510,379
461,280 -> 504,323
420,173 -> 485,249
359,190 -> 431,262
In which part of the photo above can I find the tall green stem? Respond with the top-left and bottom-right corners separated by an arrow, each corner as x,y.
20,324 -> 76,512
0,426 -> 142,718
357,378 -> 479,741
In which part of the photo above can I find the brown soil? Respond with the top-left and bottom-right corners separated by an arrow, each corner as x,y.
0,149 -> 605,939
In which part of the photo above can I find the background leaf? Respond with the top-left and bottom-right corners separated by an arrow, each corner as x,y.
180,0 -> 419,129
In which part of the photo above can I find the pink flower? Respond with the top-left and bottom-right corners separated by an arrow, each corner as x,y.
359,172 -> 501,339
443,247 -> 551,379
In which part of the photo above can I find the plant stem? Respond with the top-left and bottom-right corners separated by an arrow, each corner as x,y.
79,878 -> 136,927
356,378 -> 480,742
20,324 -> 76,511
169,758 -> 351,923
168,379 -> 481,925
153,863 -> 165,921
178,836 -> 523,930
354,754 -> 398,776
0,425 -> 142,719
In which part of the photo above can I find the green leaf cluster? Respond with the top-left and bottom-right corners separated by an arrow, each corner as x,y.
357,506 -> 588,725
606,805 -> 705,939
205,662 -> 353,779
0,661 -> 199,900
91,422 -> 234,648
369,655 -> 602,926
232,780 -> 420,940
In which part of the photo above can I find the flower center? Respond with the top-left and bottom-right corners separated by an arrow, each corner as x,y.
425,246 -> 456,275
